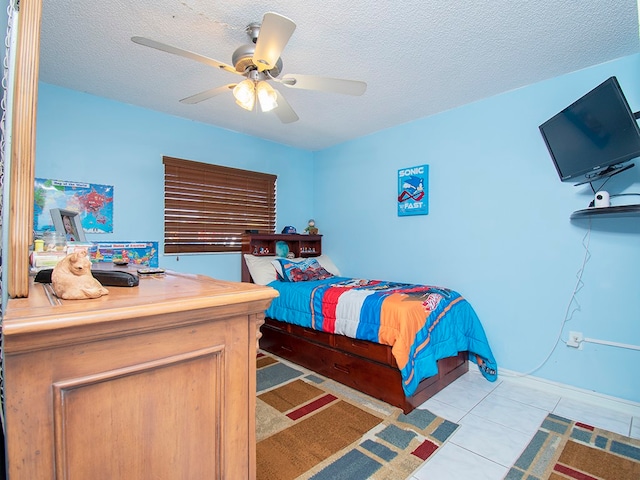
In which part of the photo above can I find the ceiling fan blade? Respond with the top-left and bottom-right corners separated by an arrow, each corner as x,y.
253,12 -> 296,72
281,74 -> 367,96
273,91 -> 299,124
131,36 -> 238,75
179,84 -> 236,104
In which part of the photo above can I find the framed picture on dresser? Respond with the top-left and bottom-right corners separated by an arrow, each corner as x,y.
50,208 -> 87,242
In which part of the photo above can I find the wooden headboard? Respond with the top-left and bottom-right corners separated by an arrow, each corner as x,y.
240,233 -> 322,283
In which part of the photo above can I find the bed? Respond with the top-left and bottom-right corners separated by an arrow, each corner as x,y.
242,233 -> 497,413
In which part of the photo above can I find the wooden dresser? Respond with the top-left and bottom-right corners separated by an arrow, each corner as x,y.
3,270 -> 277,479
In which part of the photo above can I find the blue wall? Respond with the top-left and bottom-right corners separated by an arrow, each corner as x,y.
314,54 -> 640,404
34,54 -> 640,404
35,83 -> 314,279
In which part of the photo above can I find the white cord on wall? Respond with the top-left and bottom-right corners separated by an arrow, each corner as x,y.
512,219 -> 592,377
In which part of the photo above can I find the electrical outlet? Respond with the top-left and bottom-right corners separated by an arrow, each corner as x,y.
567,331 -> 584,349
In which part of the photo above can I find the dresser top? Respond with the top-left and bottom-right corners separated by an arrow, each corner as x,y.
4,269 -> 277,352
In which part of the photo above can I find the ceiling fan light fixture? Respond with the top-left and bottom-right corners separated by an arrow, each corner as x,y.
256,81 -> 278,112
133,12 -> 366,125
233,79 -> 256,111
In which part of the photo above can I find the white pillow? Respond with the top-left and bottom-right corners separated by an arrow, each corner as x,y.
316,254 -> 341,276
243,254 -> 283,285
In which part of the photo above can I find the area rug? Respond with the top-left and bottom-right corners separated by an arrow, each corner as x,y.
256,352 -> 459,480
505,413 -> 640,480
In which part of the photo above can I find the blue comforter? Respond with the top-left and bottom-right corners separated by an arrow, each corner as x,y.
265,277 -> 497,396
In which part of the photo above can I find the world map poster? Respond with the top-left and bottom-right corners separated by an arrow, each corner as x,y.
34,178 -> 114,234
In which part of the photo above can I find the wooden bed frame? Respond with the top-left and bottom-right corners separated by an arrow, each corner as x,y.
241,233 -> 469,413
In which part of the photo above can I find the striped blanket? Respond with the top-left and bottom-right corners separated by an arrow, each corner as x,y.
265,277 -> 497,396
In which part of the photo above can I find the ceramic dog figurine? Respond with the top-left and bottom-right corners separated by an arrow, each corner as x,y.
51,250 -> 109,300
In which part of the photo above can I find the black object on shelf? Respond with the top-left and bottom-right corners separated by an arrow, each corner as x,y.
34,269 -> 140,287
570,204 -> 640,219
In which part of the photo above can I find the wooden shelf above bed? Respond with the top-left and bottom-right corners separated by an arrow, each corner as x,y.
241,233 -> 322,257
241,233 -> 322,283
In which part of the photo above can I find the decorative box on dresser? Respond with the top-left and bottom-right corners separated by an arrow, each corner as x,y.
3,270 -> 277,479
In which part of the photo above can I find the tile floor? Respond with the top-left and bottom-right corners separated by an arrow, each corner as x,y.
409,369 -> 640,480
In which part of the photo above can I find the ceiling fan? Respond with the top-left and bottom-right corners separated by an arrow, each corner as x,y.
131,12 -> 367,124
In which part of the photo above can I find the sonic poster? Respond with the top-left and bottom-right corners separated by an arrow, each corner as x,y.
397,165 -> 429,216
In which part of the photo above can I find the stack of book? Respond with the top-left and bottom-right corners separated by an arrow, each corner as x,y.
30,251 -> 67,270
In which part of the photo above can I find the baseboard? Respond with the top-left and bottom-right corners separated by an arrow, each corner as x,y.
468,367 -> 640,418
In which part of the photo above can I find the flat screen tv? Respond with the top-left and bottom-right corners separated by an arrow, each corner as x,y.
539,76 -> 640,185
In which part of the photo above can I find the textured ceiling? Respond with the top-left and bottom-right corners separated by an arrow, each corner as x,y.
39,0 -> 640,151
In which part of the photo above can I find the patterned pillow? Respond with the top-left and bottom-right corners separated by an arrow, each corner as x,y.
275,258 -> 334,282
